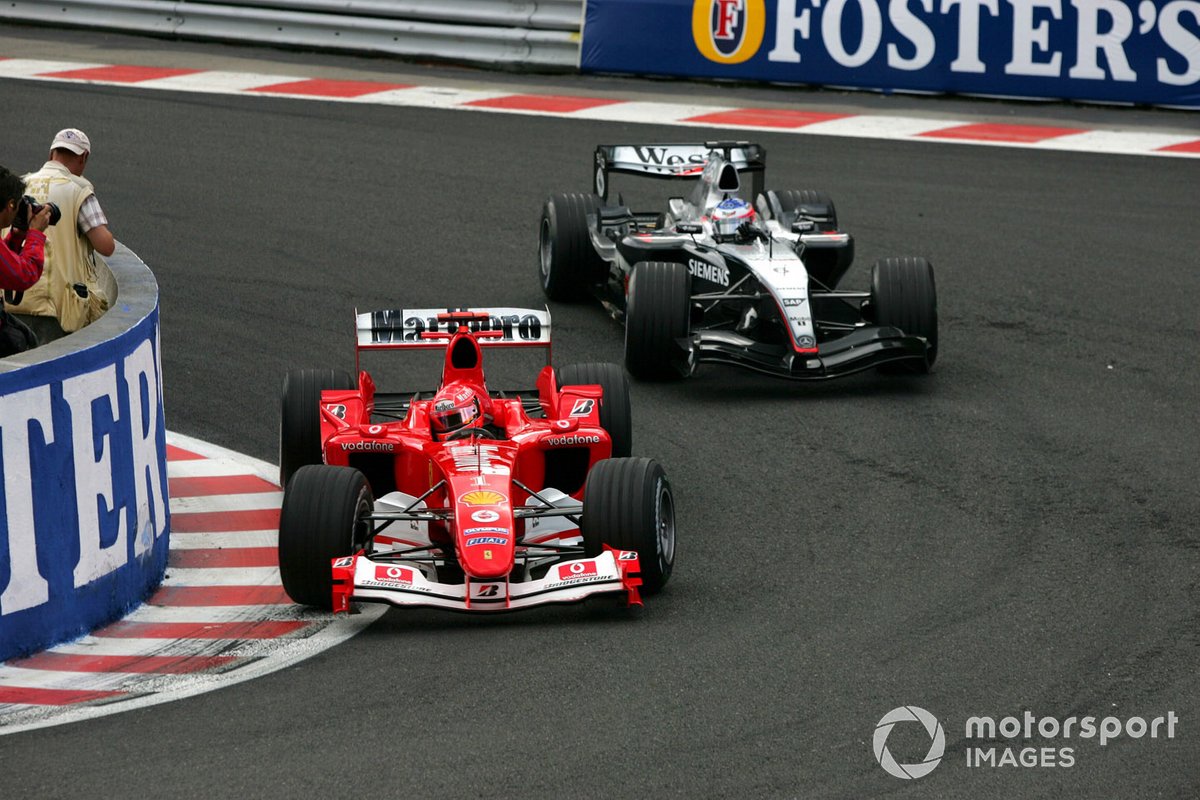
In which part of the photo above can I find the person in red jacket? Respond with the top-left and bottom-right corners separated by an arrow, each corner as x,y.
1,164 -> 53,356
1,165 -> 53,288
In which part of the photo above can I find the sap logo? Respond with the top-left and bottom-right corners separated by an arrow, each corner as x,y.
688,258 -> 730,287
783,297 -> 807,307
693,0 -> 766,64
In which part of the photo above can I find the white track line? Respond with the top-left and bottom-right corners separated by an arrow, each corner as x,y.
169,492 -> 284,513
2,56 -> 1196,159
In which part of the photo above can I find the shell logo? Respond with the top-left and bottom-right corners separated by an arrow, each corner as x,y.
460,490 -> 507,506
692,0 -> 766,65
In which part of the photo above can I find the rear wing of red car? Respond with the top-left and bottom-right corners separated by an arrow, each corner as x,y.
593,141 -> 766,202
356,307 -> 551,352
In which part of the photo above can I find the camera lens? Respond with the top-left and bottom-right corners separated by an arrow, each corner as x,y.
13,197 -> 30,230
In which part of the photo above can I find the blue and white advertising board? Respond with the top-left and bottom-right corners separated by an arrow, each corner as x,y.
0,308 -> 169,661
581,0 -> 1200,108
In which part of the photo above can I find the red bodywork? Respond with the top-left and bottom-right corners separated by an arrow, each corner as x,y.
319,311 -> 611,586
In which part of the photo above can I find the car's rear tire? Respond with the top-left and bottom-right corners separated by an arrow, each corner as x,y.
539,192 -> 606,301
278,465 -> 374,609
279,368 -> 355,488
557,362 -> 632,458
582,458 -> 675,595
870,257 -> 938,373
624,261 -> 691,381
766,189 -> 838,232
765,189 -> 854,288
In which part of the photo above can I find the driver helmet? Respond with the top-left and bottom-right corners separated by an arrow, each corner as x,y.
430,384 -> 483,439
711,197 -> 755,237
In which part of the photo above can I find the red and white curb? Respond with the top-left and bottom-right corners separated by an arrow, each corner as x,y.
2,57 -> 1198,159
0,431 -> 384,736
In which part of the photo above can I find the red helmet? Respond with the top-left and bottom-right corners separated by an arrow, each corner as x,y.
430,384 -> 484,439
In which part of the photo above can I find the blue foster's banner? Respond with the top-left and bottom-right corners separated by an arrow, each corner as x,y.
581,0 -> 1200,108
0,309 -> 169,661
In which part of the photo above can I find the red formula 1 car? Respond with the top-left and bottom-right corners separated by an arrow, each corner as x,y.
276,307 -> 676,613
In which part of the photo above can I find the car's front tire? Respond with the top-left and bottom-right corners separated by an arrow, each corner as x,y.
870,256 -> 938,373
279,368 -> 355,488
582,457 -> 675,595
556,362 -> 633,458
278,466 -> 373,609
624,261 -> 691,381
539,192 -> 605,301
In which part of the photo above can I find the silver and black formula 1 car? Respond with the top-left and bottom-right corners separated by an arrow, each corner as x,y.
538,141 -> 938,380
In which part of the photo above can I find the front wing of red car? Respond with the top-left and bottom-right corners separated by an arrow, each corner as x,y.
331,548 -> 642,613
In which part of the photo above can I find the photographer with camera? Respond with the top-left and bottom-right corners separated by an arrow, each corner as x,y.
1,164 -> 53,356
8,128 -> 113,341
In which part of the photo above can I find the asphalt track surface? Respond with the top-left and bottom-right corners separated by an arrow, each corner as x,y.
2,29 -> 1199,800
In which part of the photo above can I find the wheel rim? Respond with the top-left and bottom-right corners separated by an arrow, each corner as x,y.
539,218 -> 553,284
655,479 -> 676,569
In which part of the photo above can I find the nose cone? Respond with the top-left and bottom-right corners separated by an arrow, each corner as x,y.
453,483 -> 515,579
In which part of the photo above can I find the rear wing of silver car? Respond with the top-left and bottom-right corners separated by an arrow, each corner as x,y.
593,141 -> 766,202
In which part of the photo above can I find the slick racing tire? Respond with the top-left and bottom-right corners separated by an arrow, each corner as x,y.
764,189 -> 838,232
557,362 -> 632,458
539,192 -> 606,301
279,368 -> 355,488
870,257 -> 939,373
582,457 -> 675,595
279,465 -> 374,609
624,261 -> 691,381
765,189 -> 850,288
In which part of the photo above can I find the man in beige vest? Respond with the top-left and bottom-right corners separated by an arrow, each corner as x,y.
8,128 -> 114,338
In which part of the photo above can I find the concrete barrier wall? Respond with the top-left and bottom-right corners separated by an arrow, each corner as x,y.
0,0 -> 583,69
0,243 -> 169,662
